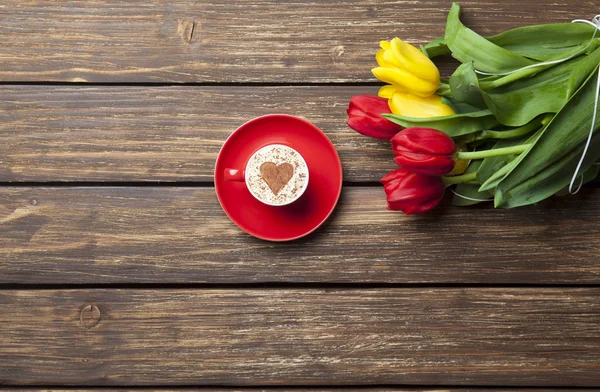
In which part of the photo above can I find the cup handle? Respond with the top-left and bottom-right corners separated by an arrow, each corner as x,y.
224,168 -> 245,182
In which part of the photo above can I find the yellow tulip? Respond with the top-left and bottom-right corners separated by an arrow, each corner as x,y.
449,145 -> 469,175
377,84 -> 397,99
389,92 -> 455,118
372,38 -> 440,98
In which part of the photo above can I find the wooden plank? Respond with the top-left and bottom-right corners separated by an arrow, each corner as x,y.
2,389 -> 596,392
2,289 -> 600,385
2,186 -> 600,284
0,0 -> 597,82
2,385 -> 600,392
0,390 -> 460,392
0,390 -> 507,392
2,387 -> 418,392
0,85 -> 393,182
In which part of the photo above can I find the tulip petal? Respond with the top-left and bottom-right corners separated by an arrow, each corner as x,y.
394,154 -> 455,176
378,85 -> 398,99
382,47 -> 404,68
372,68 -> 438,97
376,49 -> 394,68
392,127 -> 455,155
381,168 -> 410,184
382,169 -> 445,214
391,127 -> 456,176
380,40 -> 391,50
389,92 -> 455,118
391,38 -> 440,83
346,95 -> 399,139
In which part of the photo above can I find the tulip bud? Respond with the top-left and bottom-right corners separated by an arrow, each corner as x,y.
391,127 -> 456,176
347,94 -> 401,139
372,38 -> 440,98
381,168 -> 445,215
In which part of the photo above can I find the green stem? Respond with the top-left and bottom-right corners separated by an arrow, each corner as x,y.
457,144 -> 531,160
471,114 -> 552,141
436,81 -> 452,97
475,121 -> 541,140
443,171 -> 477,185
478,64 -> 552,90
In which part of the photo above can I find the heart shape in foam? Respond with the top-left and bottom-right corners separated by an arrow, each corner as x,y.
260,162 -> 294,195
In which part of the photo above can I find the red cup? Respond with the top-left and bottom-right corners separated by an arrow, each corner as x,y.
215,114 -> 342,241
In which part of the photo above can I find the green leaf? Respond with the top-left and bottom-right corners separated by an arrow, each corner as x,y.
444,3 -> 535,74
422,37 -> 449,58
441,96 -> 482,114
479,156 -> 521,192
499,134 -> 600,207
481,47 -> 600,126
426,24 -> 596,62
478,127 -> 546,191
383,110 -> 499,138
476,135 -> 532,185
449,62 -> 486,108
554,164 -> 599,196
452,160 -> 491,206
495,66 -> 600,207
453,184 -> 492,206
486,24 -> 598,61
568,45 -> 600,96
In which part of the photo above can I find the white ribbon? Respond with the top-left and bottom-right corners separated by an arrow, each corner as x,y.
473,15 -> 600,195
569,70 -> 600,193
450,187 -> 493,202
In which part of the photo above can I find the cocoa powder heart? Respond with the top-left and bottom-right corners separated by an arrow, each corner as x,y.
260,162 -> 294,195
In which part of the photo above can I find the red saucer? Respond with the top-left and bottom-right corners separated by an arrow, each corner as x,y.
215,114 -> 343,241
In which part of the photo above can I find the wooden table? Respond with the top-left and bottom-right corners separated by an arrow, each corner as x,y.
2,0 -> 600,389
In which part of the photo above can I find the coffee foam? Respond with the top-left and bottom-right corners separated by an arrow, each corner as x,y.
246,145 -> 309,206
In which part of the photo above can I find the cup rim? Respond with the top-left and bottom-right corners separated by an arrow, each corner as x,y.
244,143 -> 309,206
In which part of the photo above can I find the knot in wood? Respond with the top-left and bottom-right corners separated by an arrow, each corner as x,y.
80,304 -> 101,329
178,19 -> 197,44
331,45 -> 345,63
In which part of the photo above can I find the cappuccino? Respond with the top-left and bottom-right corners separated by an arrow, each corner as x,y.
245,145 -> 309,206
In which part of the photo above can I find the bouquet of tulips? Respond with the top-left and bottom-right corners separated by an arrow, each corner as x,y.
347,3 -> 600,214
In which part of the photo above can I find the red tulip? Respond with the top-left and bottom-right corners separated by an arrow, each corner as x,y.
347,94 -> 401,139
391,127 -> 456,175
381,168 -> 445,215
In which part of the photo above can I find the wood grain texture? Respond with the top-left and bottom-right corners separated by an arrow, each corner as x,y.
0,86 -> 393,182
2,186 -> 600,284
1,390 -> 553,392
7,390 -> 591,392
0,390 -> 494,392
6,390 -> 596,392
2,385 -> 580,392
2,289 -> 600,386
0,0 -> 597,82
